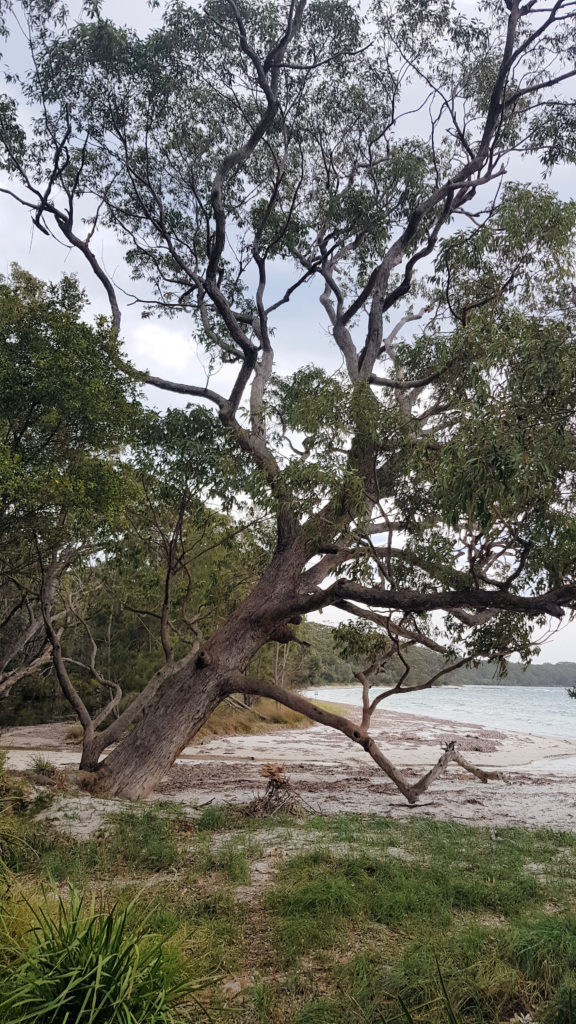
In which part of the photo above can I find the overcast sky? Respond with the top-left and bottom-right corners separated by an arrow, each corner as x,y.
2,0 -> 576,665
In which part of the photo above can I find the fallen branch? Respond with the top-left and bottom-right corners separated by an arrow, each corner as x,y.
229,673 -> 507,805
404,741 -> 507,803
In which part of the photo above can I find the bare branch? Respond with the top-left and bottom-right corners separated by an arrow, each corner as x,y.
230,673 -> 506,803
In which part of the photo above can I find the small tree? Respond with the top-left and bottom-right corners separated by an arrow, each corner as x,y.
2,0 -> 576,801
0,270 -> 265,766
0,266 -> 141,702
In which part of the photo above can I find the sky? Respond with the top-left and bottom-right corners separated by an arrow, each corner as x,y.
2,0 -> 576,665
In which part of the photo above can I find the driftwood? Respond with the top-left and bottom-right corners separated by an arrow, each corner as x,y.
245,763 -> 310,817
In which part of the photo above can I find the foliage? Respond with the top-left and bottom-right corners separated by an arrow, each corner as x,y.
0,266 -> 142,549
2,0 -> 576,793
0,266 -> 144,706
0,266 -> 270,749
0,890 -> 195,1024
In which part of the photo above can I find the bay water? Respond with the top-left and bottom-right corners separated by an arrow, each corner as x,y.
304,684 -> 576,771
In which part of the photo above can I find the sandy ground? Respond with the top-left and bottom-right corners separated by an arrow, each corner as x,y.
3,705 -> 576,831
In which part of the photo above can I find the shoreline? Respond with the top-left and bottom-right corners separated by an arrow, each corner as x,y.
3,702 -> 576,770
3,705 -> 576,831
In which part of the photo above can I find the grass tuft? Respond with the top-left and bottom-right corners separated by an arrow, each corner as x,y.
28,755 -> 57,778
104,806 -> 183,871
0,889 -> 202,1024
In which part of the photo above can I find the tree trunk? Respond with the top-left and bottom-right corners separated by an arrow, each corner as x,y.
95,539 -> 308,799
79,734 -> 109,772
95,662 -> 225,797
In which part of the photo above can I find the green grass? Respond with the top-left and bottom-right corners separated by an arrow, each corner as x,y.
196,804 -> 234,832
3,804 -> 191,880
198,838 -> 252,883
0,889 -> 200,1024
256,818 -> 576,1022
104,806 -> 185,871
27,755 -> 57,777
267,843 -> 542,959
2,794 -> 576,1024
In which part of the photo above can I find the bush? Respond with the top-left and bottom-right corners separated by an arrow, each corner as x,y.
0,889 -> 200,1023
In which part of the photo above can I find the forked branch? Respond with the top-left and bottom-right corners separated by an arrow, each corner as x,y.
229,673 -> 506,804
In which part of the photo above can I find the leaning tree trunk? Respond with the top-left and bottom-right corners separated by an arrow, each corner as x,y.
95,539 -> 308,799
95,661 -> 226,797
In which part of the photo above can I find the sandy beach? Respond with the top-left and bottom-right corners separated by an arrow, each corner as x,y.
3,703 -> 576,831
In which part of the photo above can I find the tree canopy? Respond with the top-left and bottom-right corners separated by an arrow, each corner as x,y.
1,0 -> 576,800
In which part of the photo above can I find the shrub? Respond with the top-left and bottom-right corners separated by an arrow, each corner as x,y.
0,889 -> 200,1023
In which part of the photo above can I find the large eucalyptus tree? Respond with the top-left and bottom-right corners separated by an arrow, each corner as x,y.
2,0 -> 576,800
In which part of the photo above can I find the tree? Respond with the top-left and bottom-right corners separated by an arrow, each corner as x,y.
54,408 -> 270,771
0,266 -> 141,705
0,270 -> 265,767
2,0 -> 576,801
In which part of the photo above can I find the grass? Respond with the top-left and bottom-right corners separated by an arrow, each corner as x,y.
27,755 -> 57,777
1,787 -> 576,1024
194,835 -> 255,884
2,803 -> 191,880
0,889 -> 199,1023
196,697 -> 310,740
104,806 -> 186,871
58,696 -> 313,748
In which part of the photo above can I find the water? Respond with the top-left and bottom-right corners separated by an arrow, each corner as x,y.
305,684 -> 576,742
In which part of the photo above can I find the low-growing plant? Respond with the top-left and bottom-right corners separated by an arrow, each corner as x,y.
65,723 -> 84,744
395,962 -> 465,1024
0,889 -> 205,1023
105,807 -> 182,871
507,914 -> 576,996
28,755 -> 57,778
0,806 -> 34,881
196,805 -> 233,833
0,814 -> 19,880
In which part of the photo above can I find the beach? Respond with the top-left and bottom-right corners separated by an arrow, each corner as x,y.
3,701 -> 576,831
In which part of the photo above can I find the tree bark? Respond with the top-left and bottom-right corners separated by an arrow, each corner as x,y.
79,735 -> 107,773
95,539 -> 309,798
95,663 -> 225,797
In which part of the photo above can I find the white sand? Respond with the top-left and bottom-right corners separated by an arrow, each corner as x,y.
3,706 -> 576,831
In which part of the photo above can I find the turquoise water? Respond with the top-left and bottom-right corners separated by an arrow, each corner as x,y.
305,684 -> 576,742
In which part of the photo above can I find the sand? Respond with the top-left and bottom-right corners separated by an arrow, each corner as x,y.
3,704 -> 576,831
